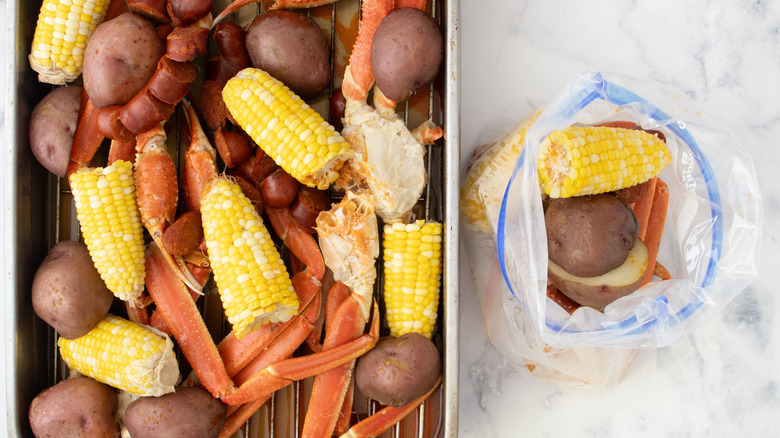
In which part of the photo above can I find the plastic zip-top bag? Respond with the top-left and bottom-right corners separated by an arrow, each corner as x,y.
461,72 -> 762,386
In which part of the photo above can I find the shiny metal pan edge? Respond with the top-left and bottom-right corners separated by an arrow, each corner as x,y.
4,0 -> 459,436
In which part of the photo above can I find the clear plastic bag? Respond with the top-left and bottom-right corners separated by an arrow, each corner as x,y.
462,71 -> 762,386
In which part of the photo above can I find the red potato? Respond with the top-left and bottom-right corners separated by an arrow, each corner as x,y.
545,194 -> 639,278
370,8 -> 443,102
245,10 -> 331,99
31,241 -> 114,339
355,333 -> 441,408
29,377 -> 119,438
82,13 -> 165,109
28,85 -> 82,177
124,387 -> 226,438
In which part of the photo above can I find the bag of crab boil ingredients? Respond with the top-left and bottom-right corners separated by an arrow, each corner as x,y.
460,72 -> 762,388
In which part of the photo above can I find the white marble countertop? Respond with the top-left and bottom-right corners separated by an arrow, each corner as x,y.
458,0 -> 780,437
3,0 -> 780,437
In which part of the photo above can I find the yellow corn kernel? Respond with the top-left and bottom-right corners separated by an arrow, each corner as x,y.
201,177 -> 299,339
222,68 -> 353,190
29,0 -> 111,84
461,109 -> 542,233
58,315 -> 179,397
69,160 -> 146,302
383,220 -> 443,339
538,125 -> 671,198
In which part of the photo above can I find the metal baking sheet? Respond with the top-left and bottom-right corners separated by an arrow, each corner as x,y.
4,0 -> 459,436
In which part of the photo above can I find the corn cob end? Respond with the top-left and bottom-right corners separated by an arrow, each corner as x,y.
58,315 -> 179,397
538,125 -> 671,198
29,0 -> 111,85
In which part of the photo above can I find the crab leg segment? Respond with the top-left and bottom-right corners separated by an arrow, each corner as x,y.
302,281 -> 366,438
220,301 -> 380,406
219,394 -> 272,438
341,376 -> 442,438
68,94 -> 106,177
135,126 -> 177,242
217,320 -> 292,378
182,99 -> 219,212
342,0 -> 394,102
136,124 -> 204,293
145,243 -> 234,398
266,207 -> 326,281
213,0 -> 341,27
231,271 -> 323,385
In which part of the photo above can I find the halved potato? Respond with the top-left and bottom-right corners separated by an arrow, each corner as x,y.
548,239 -> 648,311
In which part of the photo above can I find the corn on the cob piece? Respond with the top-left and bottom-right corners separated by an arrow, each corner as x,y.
28,0 -> 111,85
222,68 -> 353,190
69,160 -> 146,302
383,220 -> 443,339
538,125 -> 671,198
461,109 -> 542,233
58,314 -> 179,397
201,177 -> 300,339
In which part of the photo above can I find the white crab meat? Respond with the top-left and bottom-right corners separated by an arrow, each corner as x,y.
338,99 -> 427,221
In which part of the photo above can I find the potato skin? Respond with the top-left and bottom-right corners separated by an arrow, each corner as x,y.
28,85 -> 82,177
548,270 -> 643,312
245,10 -> 331,99
29,377 -> 119,438
545,194 -> 638,278
31,241 -> 114,339
124,387 -> 226,438
82,13 -> 165,108
370,8 -> 443,102
355,333 -> 441,407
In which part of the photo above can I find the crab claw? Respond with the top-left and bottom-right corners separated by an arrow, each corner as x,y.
136,124 -> 204,293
